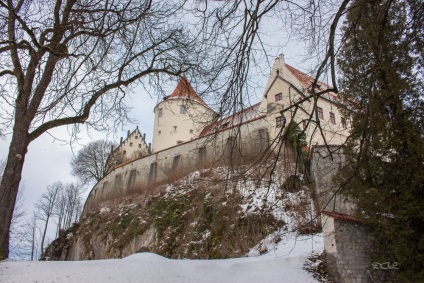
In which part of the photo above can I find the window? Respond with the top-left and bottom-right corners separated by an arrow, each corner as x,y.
130,142 -> 133,146
198,147 -> 206,163
172,155 -> 180,170
158,131 -> 161,135
189,129 -> 194,134
341,117 -> 347,129
180,105 -> 186,114
123,150 -> 126,155
177,140 -> 183,144
275,93 -> 282,102
317,107 -> 323,119
158,108 -> 163,117
330,112 -> 336,124
149,162 -> 157,181
138,144 -> 142,148
173,126 -> 177,132
276,116 -> 284,127
135,136 -> 138,139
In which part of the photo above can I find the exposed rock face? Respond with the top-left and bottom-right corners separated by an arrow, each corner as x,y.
46,166 -> 318,261
43,224 -> 80,261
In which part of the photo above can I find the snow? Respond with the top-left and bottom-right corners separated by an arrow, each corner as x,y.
0,233 -> 322,283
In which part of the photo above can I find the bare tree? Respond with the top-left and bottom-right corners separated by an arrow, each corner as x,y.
71,140 -> 124,184
0,0 -> 214,259
8,185 -> 27,259
54,182 -> 83,236
35,182 -> 62,259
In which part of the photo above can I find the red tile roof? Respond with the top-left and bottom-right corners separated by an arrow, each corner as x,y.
285,64 -> 337,100
322,211 -> 362,223
167,77 -> 209,107
199,103 -> 262,136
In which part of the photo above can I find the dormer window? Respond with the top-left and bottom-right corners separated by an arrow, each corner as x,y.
275,93 -> 282,102
180,105 -> 186,114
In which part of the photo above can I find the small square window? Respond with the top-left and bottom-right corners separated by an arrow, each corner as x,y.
341,117 -> 347,129
275,93 -> 282,102
276,116 -> 284,127
317,107 -> 323,119
190,129 -> 194,134
158,131 -> 161,135
138,144 -> 142,148
180,105 -> 186,114
135,136 -> 138,139
330,112 -> 336,124
130,142 -> 133,146
173,126 -> 177,132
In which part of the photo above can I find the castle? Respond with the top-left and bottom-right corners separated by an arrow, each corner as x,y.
83,54 -> 350,213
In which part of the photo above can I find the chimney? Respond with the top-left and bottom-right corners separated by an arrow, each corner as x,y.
127,130 -> 130,138
143,133 -> 146,141
120,137 -> 123,144
148,143 -> 152,154
278,53 -> 285,76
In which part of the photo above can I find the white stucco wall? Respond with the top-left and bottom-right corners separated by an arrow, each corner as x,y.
152,98 -> 215,153
259,56 -> 350,147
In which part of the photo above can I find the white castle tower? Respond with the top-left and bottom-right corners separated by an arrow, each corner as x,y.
152,77 -> 216,152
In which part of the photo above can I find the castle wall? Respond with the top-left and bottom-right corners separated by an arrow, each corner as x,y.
322,215 -> 378,283
82,117 -> 268,214
311,145 -> 355,214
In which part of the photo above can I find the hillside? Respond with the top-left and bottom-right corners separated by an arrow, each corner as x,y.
45,162 -> 321,261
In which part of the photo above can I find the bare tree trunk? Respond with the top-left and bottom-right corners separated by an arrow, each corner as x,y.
0,125 -> 30,260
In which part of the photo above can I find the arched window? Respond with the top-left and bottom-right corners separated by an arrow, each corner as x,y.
130,142 -> 133,146
123,150 -> 126,155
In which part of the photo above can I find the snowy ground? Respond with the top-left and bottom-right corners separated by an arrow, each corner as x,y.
0,233 -> 322,283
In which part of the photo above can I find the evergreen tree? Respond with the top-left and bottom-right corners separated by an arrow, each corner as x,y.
337,0 -> 424,281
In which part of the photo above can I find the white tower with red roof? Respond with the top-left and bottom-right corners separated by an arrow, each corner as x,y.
152,77 -> 216,153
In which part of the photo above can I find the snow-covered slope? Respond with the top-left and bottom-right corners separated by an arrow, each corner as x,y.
1,232 -> 322,283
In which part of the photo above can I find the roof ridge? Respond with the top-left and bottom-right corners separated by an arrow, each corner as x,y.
285,64 -> 332,90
